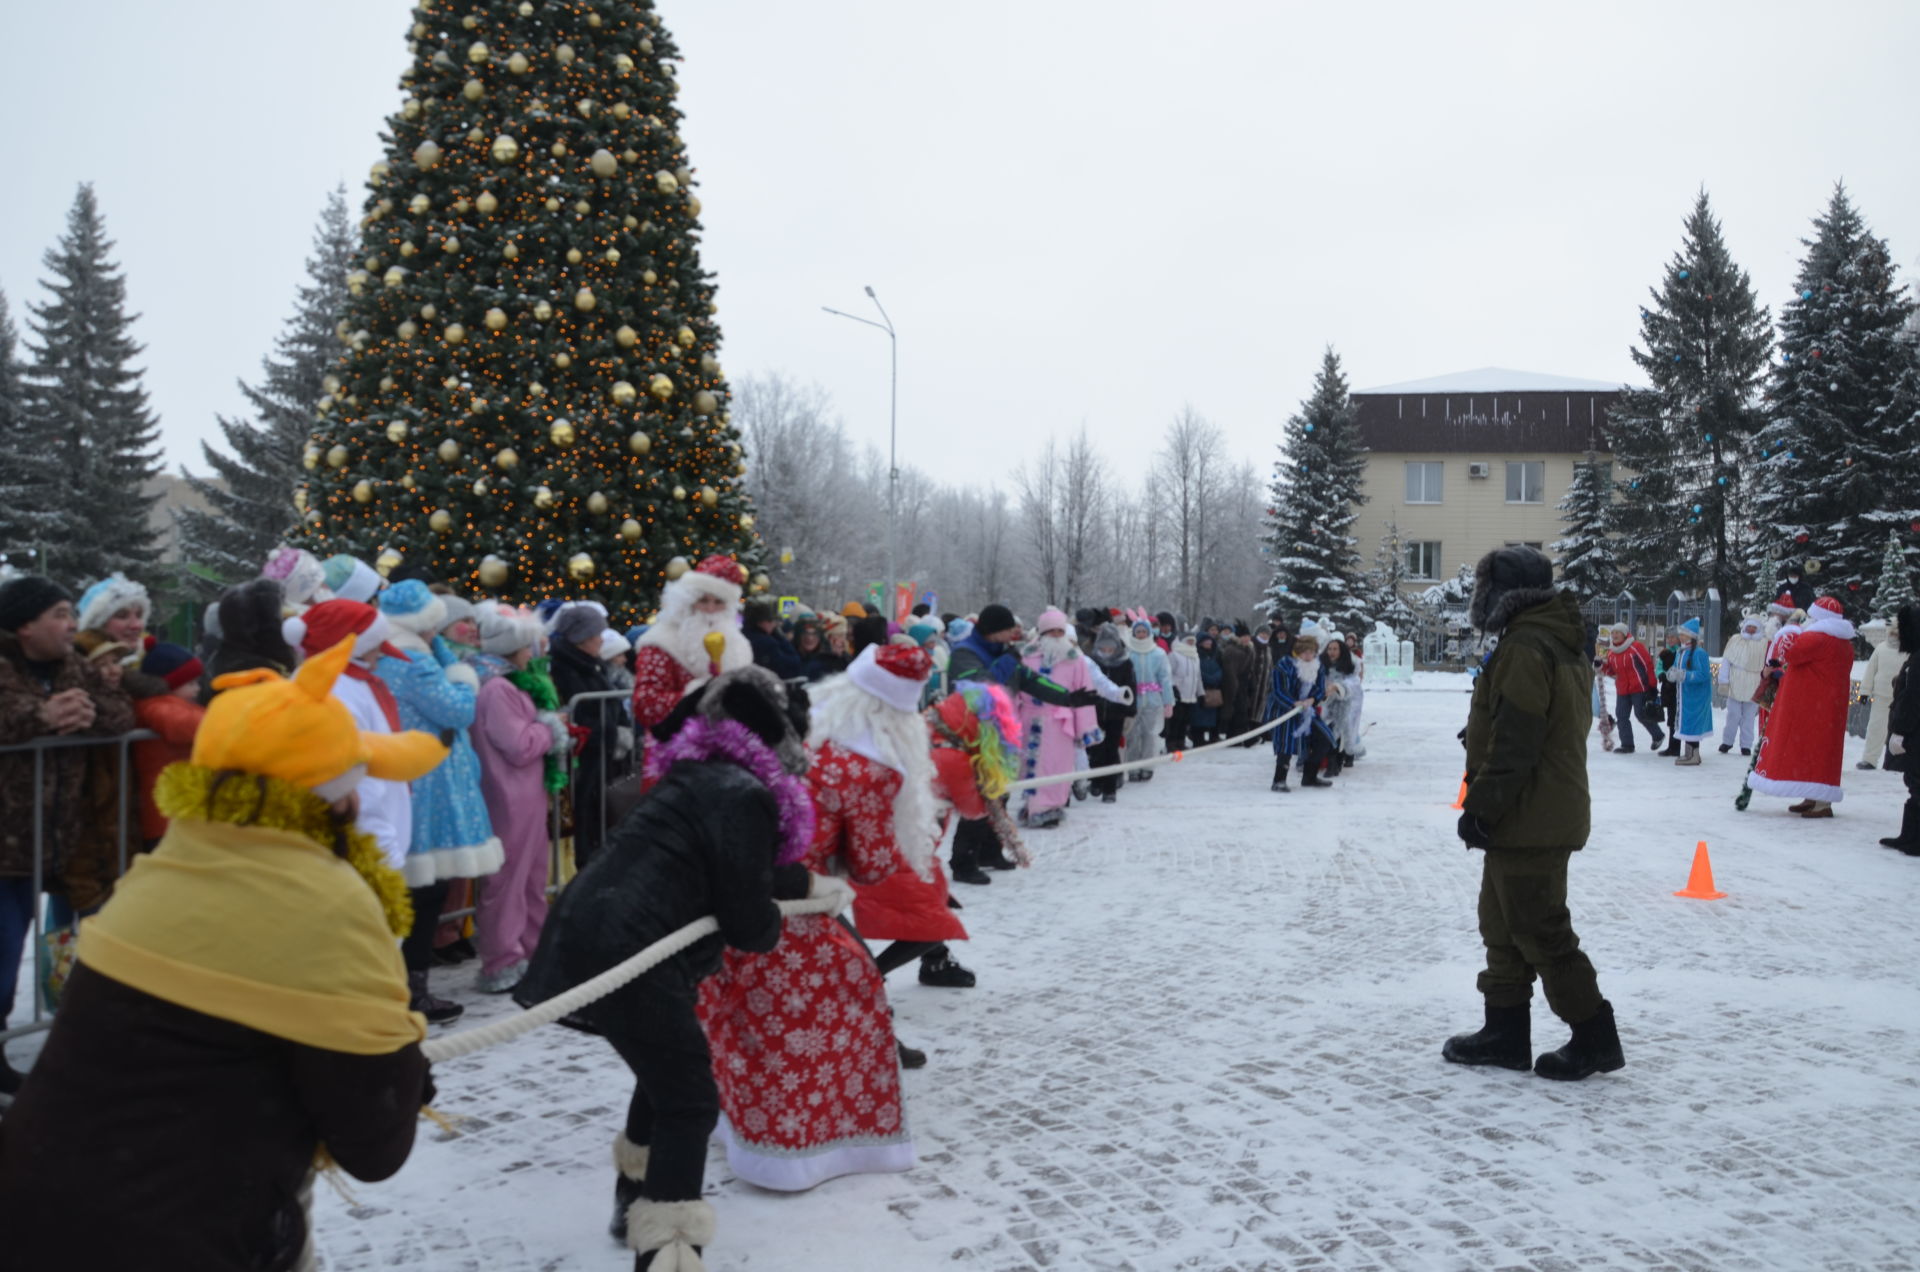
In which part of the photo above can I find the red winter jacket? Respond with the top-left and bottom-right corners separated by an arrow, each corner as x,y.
1603,640 -> 1658,696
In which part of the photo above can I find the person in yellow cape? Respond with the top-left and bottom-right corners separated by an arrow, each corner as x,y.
0,636 -> 450,1272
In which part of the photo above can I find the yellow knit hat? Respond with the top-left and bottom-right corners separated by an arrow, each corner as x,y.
194,636 -> 448,798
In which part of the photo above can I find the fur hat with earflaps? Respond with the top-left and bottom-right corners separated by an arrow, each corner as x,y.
1469,546 -> 1556,634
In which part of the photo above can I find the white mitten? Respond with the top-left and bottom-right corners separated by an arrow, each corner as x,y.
538,710 -> 573,756
1891,735 -> 1907,757
807,873 -> 856,916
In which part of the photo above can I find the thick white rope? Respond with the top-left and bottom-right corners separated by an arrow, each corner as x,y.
1002,703 -> 1306,791
421,895 -> 842,1063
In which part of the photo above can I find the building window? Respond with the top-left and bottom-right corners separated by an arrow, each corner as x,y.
1506,460 -> 1545,504
1406,541 -> 1441,580
1504,541 -> 1545,551
1405,461 -> 1443,504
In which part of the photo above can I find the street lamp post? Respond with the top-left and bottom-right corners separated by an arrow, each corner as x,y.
822,287 -> 897,620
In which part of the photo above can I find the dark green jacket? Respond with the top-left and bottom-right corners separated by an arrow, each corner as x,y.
1463,590 -> 1592,851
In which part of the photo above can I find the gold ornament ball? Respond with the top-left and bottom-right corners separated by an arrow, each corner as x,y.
672,485 -> 687,501
566,248 -> 583,265
293,488 -> 308,512
649,374 -> 674,400
397,319 -> 418,340
463,78 -> 484,101
604,248 -> 621,264
379,374 -> 397,392
687,196 -> 703,217
371,159 -> 391,182
377,549 -> 403,576
574,287 -> 597,311
550,141 -> 567,158
654,171 -> 679,194
675,166 -> 693,187
398,240 -> 417,258
399,473 -> 416,490
494,447 -> 520,470
675,326 -> 696,348
544,197 -> 561,212
740,514 -> 756,530
507,50 -> 529,74
485,307 -> 508,331
611,380 -> 637,406
664,555 -> 690,580
533,485 -> 555,509
752,573 -> 771,593
467,40 -> 489,63
699,486 -> 718,508
591,148 -> 618,178
576,98 -> 596,119
429,509 -> 452,533
612,101 -> 632,121
465,126 -> 486,144
555,42 -> 576,64
471,477 -> 490,496
490,134 -> 521,163
700,353 -> 721,376
502,243 -> 519,260
476,190 -> 499,214
641,268 -> 658,286
385,420 -> 410,443
614,53 -> 634,73
624,214 -> 639,229
444,322 -> 466,345
533,300 -> 553,321
627,430 -> 651,455
451,196 -> 469,214
567,552 -> 596,580
478,556 -> 509,588
622,148 -> 639,165
734,460 -> 747,476
420,302 -> 437,320
554,351 -> 572,368
693,390 -> 719,416
550,419 -> 577,446
413,140 -> 442,169
326,444 -> 349,469
573,199 -> 591,214
323,373 -> 342,393
442,236 -> 460,254
587,491 -> 610,515
407,193 -> 430,214
461,13 -> 479,29
383,265 -> 406,288
438,439 -> 462,462
621,518 -> 642,542
616,325 -> 638,348
303,446 -> 320,471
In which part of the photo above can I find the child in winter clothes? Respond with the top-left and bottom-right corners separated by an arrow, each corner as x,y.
1717,615 -> 1767,756
131,644 -> 207,848
1124,618 -> 1173,778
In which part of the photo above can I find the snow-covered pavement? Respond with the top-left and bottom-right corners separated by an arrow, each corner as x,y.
308,676 -> 1920,1271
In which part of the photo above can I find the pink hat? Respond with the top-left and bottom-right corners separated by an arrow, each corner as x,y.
1035,607 -> 1070,635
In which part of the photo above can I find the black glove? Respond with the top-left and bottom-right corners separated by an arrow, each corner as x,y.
1066,688 -> 1102,708
438,729 -> 457,747
421,1065 -> 438,1109
1456,812 -> 1493,850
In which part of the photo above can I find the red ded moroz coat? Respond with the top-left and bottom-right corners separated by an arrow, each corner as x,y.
1750,616 -> 1854,804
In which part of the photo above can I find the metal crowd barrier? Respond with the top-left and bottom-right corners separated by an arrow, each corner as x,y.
0,730 -> 155,1043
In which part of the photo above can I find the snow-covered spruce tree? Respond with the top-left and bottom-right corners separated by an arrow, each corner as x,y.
1550,442 -> 1621,603
1748,185 -> 1920,620
0,287 -> 67,569
22,184 -> 163,585
1362,517 -> 1417,634
302,2 -> 760,620
1875,528 -> 1918,621
1606,190 -> 1770,634
176,188 -> 358,593
1260,347 -> 1369,629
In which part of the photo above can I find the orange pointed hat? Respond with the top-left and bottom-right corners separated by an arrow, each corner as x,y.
193,636 -> 449,800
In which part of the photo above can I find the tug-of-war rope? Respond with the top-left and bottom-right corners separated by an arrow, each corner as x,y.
420,703 -> 1307,1064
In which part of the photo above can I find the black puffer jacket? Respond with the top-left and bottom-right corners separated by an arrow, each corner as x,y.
1888,605 -> 1920,772
515,760 -> 809,1030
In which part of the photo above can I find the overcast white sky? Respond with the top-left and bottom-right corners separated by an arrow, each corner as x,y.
3,0 -> 1916,490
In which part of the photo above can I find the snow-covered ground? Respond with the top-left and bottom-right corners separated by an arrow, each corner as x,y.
30,676 -> 1920,1270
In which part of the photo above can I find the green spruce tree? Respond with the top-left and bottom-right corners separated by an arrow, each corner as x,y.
1875,527 -> 1917,621
301,2 -> 759,619
1362,517 -> 1417,633
23,184 -> 163,585
0,287 -> 65,570
1260,348 -> 1369,628
176,188 -> 358,593
1748,184 -> 1920,620
1550,440 -> 1621,603
1606,190 -> 1771,635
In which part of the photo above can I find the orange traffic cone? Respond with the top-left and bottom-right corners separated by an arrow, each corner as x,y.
1673,841 -> 1726,900
1451,776 -> 1468,810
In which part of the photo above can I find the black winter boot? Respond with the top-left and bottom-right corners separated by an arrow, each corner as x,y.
407,970 -> 463,1025
896,1039 -> 927,1069
1533,1000 -> 1625,1080
918,948 -> 977,988
1271,757 -> 1289,793
1441,1002 -> 1531,1070
1661,735 -> 1682,758
1880,801 -> 1920,850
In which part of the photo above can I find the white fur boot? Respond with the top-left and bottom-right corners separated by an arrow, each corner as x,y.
627,1197 -> 715,1272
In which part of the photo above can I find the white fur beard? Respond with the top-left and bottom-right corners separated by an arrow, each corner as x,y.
808,677 -> 939,877
1036,634 -> 1078,666
1294,657 -> 1319,682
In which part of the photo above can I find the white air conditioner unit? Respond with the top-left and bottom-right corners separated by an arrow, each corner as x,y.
1467,461 -> 1492,479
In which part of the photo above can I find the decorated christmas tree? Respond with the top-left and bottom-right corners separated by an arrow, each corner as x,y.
1605,190 -> 1771,635
1362,517 -> 1417,634
177,189 -> 358,594
1875,527 -> 1917,621
1550,441 -> 1621,603
1260,348 -> 1369,627
1748,185 -> 1920,620
301,0 -> 760,618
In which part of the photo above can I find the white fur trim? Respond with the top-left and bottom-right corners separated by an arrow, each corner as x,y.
333,559 -> 383,604
639,616 -> 753,681
845,644 -> 925,714
613,1133 -> 651,1182
282,616 -> 309,652
1746,775 -> 1845,803
401,837 -> 506,885
310,764 -> 368,803
674,569 -> 742,607
76,574 -> 150,635
443,661 -> 480,690
385,594 -> 448,636
626,1198 -> 716,1256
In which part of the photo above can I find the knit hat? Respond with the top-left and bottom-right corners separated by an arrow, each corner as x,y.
75,573 -> 150,635
975,604 -> 1016,636
377,579 -> 448,636
906,621 -> 939,647
142,643 -> 204,690
677,554 -> 746,606
1608,622 -> 1630,637
0,575 -> 73,633
846,643 -> 933,714
283,599 -> 406,663
840,601 -> 867,619
1034,607 -> 1071,636
321,555 -> 383,604
551,603 -> 606,647
476,606 -> 543,656
261,547 -> 327,607
197,637 -> 448,801
600,628 -> 631,660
